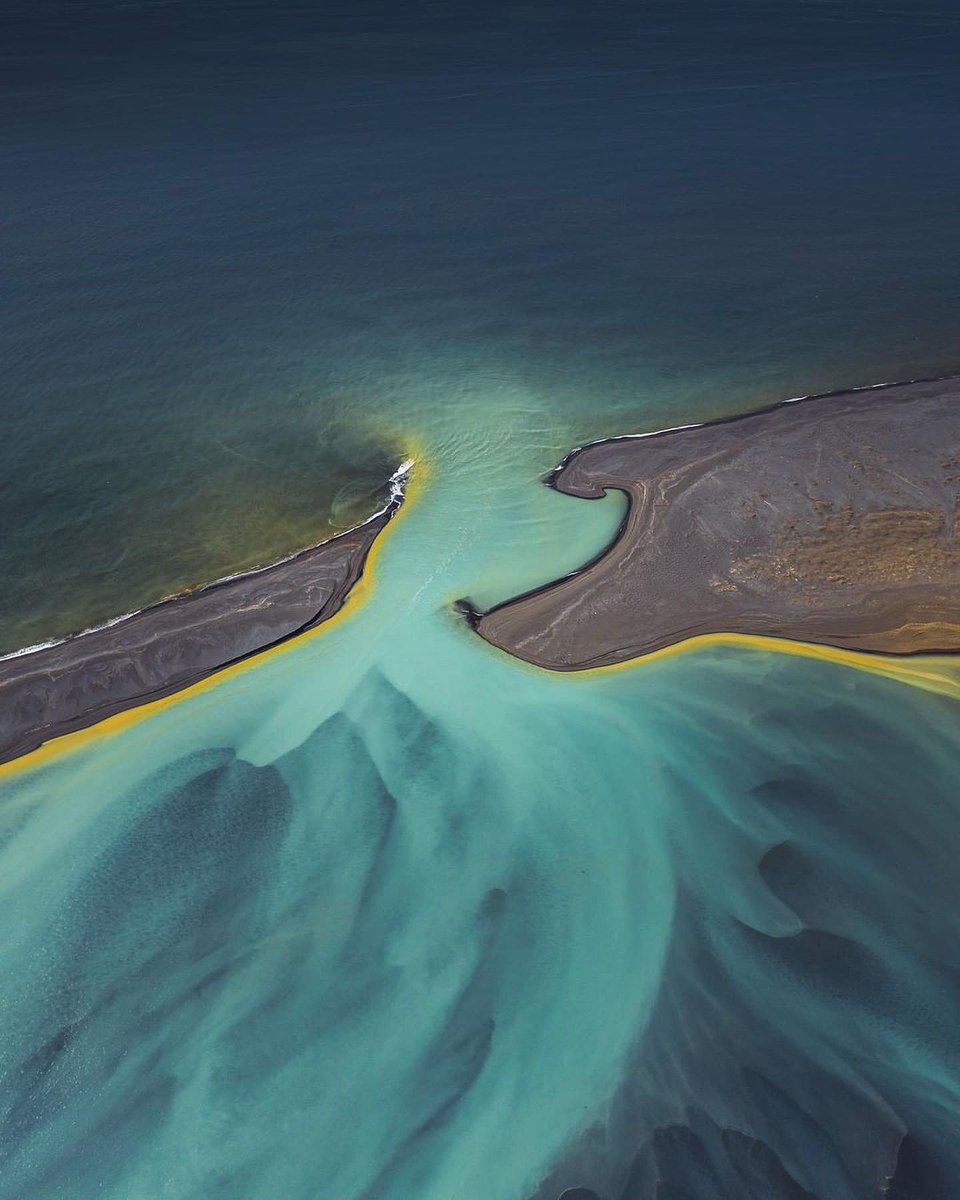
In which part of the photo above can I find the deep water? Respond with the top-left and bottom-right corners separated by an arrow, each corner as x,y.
3,0 -> 960,650
3,2 -> 960,1198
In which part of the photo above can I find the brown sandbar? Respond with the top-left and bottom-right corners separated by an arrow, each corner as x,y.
0,500 -> 400,765
470,376 -> 960,671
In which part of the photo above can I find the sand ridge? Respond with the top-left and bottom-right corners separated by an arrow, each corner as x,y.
471,376 -> 960,671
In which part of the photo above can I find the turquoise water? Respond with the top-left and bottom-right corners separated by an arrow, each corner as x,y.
4,433 -> 960,1196
4,2 -> 960,1196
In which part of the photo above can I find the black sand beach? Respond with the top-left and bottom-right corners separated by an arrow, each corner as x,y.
471,377 -> 960,670
0,497 -> 402,765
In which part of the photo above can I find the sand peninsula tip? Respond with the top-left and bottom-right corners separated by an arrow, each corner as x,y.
0,460 -> 415,766
469,376 -> 960,671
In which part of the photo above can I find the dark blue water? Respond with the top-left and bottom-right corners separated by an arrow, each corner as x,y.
2,0 -> 959,652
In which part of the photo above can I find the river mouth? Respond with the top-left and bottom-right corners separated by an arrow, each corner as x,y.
5,1 -> 960,1197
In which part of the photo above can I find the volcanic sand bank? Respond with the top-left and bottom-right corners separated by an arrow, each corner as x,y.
0,500 -> 401,766
470,377 -> 960,671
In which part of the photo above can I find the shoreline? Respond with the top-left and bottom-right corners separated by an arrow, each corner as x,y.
0,459 -> 414,665
467,373 -> 960,626
543,370 -> 960,486
0,459 -> 415,767
468,373 -> 960,672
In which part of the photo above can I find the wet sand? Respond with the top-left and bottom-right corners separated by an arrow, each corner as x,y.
0,492 -> 404,765
470,376 -> 960,671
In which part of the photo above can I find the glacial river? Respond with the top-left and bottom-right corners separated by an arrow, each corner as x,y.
2,2 -> 960,1196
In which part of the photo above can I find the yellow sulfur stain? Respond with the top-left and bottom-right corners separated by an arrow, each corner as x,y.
570,629 -> 960,702
0,439 -> 431,782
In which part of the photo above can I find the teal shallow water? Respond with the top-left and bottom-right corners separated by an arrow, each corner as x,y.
3,436 -> 960,1196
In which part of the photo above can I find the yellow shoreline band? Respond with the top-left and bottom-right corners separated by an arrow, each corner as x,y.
0,440 -> 430,782
3,442 -> 957,781
566,629 -> 960,700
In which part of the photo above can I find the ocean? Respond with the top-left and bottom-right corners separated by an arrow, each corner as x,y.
2,2 -> 960,1196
